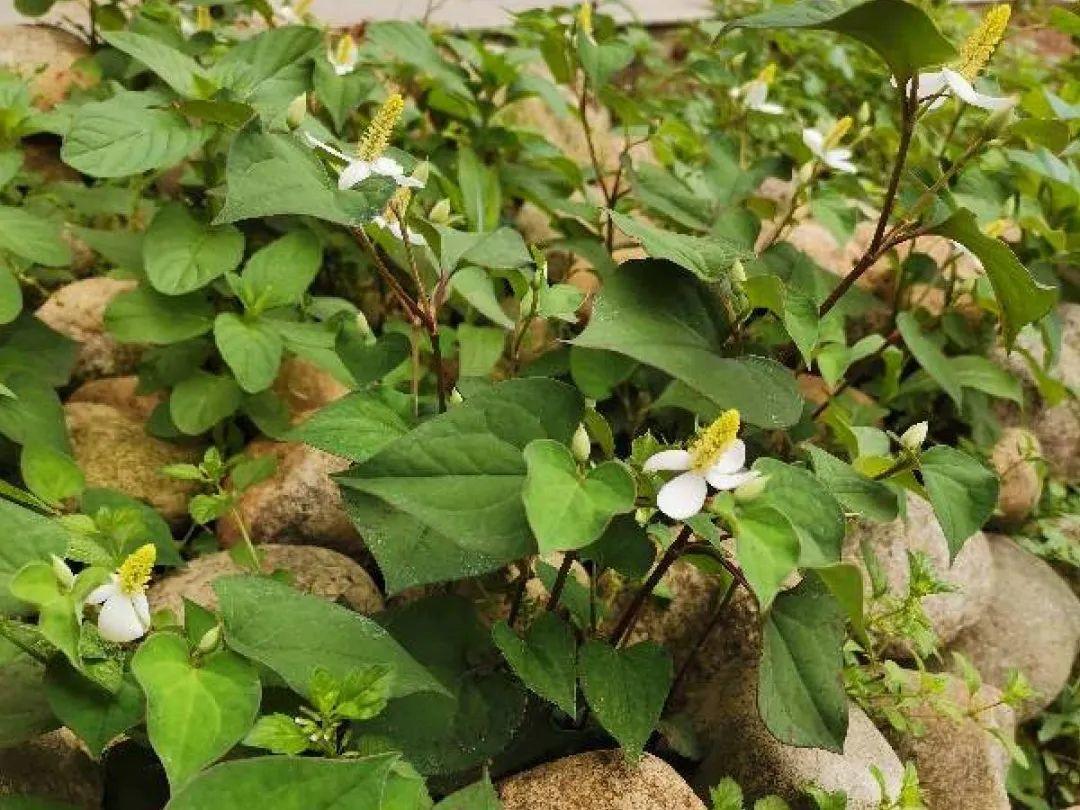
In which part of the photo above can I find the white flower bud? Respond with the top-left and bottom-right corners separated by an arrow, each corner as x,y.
857,101 -> 871,124
449,388 -> 464,406
429,198 -> 452,224
731,52 -> 747,70
51,555 -> 75,589
286,94 -> 307,129
734,474 -> 769,502
195,624 -> 222,655
900,421 -> 929,452
571,424 -> 591,463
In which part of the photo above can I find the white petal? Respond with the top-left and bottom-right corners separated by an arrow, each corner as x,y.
373,215 -> 388,229
708,469 -> 762,492
802,128 -> 825,157
98,595 -> 147,643
85,578 -> 120,606
397,175 -> 425,189
132,592 -> 151,628
406,231 -> 426,246
757,102 -> 784,115
334,64 -> 353,76
303,133 -> 352,163
825,149 -> 857,173
338,161 -> 373,190
657,471 -> 708,520
372,156 -> 405,177
914,71 -> 949,100
744,81 -> 768,109
942,68 -> 1013,112
707,439 -> 746,478
643,449 -> 693,473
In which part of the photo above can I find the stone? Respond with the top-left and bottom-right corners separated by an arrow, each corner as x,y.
36,278 -> 141,381
216,440 -> 367,562
990,427 -> 1044,525
0,24 -> 92,109
948,534 -> 1080,720
0,728 -> 103,809
272,356 -> 351,422
514,201 -> 560,246
65,401 -> 201,523
693,689 -> 903,809
1033,401 -> 1080,485
884,672 -> 1014,810
844,496 -> 994,652
68,376 -> 163,422
499,750 -> 706,810
148,544 -> 383,620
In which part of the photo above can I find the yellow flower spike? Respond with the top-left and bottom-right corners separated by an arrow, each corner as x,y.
757,63 -> 778,85
690,409 -> 741,472
335,33 -> 356,66
823,116 -> 854,150
578,2 -> 594,36
295,0 -> 314,15
195,5 -> 213,32
117,544 -> 156,596
358,93 -> 405,162
954,4 -> 1011,81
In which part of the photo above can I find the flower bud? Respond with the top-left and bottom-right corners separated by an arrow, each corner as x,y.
899,421 -> 928,452
857,101 -> 871,124
797,162 -> 815,184
730,52 -> 747,70
730,258 -> 747,285
571,424 -> 591,462
734,473 -> 769,502
449,388 -> 464,406
196,624 -> 222,655
286,94 -> 307,129
51,555 -> 75,589
428,198 -> 452,225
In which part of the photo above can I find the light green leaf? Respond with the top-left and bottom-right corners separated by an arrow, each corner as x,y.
758,573 -> 848,752
213,314 -> 283,394
950,355 -> 1023,403
458,146 -> 501,232
215,128 -> 395,227
919,446 -> 998,560
434,226 -> 530,273
578,640 -> 672,762
609,211 -> 751,282
577,31 -> 635,88
932,209 -> 1057,347
146,204 -> 245,296
896,311 -> 963,407
732,502 -> 802,610
0,498 -> 68,616
0,372 -> 69,452
571,260 -> 801,428
104,287 -> 215,345
169,372 -> 242,435
61,95 -> 209,177
214,575 -> 443,701
449,266 -> 515,329
754,459 -> 845,567
0,207 -> 71,267
285,391 -> 409,463
806,445 -> 899,522
132,633 -> 260,789
725,0 -> 956,80
522,439 -> 635,553
339,379 -> 584,593
0,268 -> 21,325
20,445 -> 84,506
493,613 -> 577,715
457,323 -> 506,378
242,230 -> 323,309
366,21 -> 469,97
103,31 -> 209,98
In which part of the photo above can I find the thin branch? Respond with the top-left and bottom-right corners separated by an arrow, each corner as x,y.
608,524 -> 694,647
546,552 -> 579,612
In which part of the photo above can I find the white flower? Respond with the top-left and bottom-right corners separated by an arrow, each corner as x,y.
905,68 -> 1014,112
643,409 -> 761,521
733,65 -> 783,115
85,544 -> 155,643
305,134 -> 423,191
328,34 -> 358,77
899,421 -> 929,452
373,215 -> 426,246
272,0 -> 310,25
802,125 -> 857,174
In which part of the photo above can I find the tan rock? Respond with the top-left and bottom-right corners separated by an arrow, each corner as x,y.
514,201 -> 560,246
272,356 -> 351,422
36,278 -> 141,381
148,544 -> 383,621
611,246 -> 648,264
0,728 -> 103,809
991,427 -> 1043,524
502,95 -> 622,173
948,534 -> 1080,720
885,671 -> 1014,810
844,496 -> 994,654
694,688 -> 903,809
0,25 -> 92,109
499,750 -> 706,810
216,440 -> 367,561
1033,401 -> 1080,485
68,376 -> 163,422
65,401 -> 200,523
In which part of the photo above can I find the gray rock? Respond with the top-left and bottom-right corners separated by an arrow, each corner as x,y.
148,544 -> 384,621
36,278 -> 141,381
885,672 -> 1014,810
65,401 -> 201,523
948,534 -> 1080,720
693,686 -> 903,809
844,495 -> 994,653
990,427 -> 1044,525
0,728 -> 103,809
499,750 -> 706,810
1033,400 -> 1080,485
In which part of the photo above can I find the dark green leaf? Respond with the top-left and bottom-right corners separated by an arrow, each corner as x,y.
919,446 -> 998,560
493,613 -> 577,715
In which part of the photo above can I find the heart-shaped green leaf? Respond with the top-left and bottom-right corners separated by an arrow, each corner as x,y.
493,613 -> 577,715
522,439 -> 635,554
